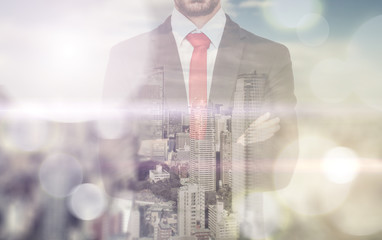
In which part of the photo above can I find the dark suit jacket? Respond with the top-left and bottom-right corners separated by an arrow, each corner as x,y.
101,15 -> 298,197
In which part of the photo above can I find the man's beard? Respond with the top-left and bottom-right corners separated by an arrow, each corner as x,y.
175,0 -> 220,17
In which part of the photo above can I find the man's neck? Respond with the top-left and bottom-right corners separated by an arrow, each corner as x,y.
176,4 -> 222,29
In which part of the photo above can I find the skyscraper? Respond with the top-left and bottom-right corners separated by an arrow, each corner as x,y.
167,110 -> 183,137
189,106 -> 216,192
231,73 -> 266,238
178,184 -> 205,237
128,206 -> 140,240
208,201 -> 237,239
176,132 -> 190,150
214,114 -> 230,151
137,67 -> 165,141
220,130 -> 232,187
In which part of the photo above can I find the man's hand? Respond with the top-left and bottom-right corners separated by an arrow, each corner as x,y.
237,112 -> 280,145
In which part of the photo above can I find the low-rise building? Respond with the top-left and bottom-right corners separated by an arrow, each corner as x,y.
149,165 -> 170,183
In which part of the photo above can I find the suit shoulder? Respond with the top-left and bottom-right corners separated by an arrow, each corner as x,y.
240,28 -> 290,55
109,28 -> 158,55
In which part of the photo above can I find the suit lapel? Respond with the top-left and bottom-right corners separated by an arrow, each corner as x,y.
153,17 -> 188,111
151,15 -> 246,111
210,16 -> 246,108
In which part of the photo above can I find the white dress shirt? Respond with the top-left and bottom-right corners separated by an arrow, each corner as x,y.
171,7 -> 226,107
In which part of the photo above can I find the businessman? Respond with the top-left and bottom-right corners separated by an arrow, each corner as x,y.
101,0 -> 298,238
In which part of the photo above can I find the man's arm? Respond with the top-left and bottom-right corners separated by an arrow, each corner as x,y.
98,43 -> 141,198
98,33 -> 159,197
237,112 -> 280,145
249,45 -> 299,192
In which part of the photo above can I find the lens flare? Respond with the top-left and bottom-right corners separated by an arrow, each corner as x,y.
276,136 -> 352,216
321,147 -> 360,184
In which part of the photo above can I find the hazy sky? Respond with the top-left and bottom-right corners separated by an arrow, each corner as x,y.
1,0 -> 381,40
0,0 -> 381,122
236,0 -> 382,41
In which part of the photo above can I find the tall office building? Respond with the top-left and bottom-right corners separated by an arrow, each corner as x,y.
176,147 -> 191,163
214,114 -> 231,151
231,73 -> 266,238
220,130 -> 232,187
128,206 -> 140,240
138,139 -> 168,162
208,201 -> 237,239
182,112 -> 190,128
137,67 -> 165,141
189,106 -> 216,192
168,110 -> 183,137
176,132 -> 190,150
101,199 -> 132,239
178,184 -> 205,237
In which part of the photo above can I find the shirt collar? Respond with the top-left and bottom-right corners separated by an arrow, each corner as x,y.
171,7 -> 226,49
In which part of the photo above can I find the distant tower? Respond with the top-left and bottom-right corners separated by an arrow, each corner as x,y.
102,199 -> 132,239
128,206 -> 140,239
137,67 -> 165,140
136,67 -> 166,161
214,114 -> 231,151
189,106 -> 216,192
220,130 -> 232,187
231,73 -> 266,238
167,110 -> 183,137
208,201 -> 237,239
176,132 -> 190,150
178,184 -> 205,236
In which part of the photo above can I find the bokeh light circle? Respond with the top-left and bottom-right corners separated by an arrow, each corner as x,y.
321,147 -> 360,184
310,59 -> 355,103
69,183 -> 107,221
348,15 -> 382,67
276,136 -> 352,216
297,14 -> 329,46
348,15 -> 382,111
39,153 -> 83,198
265,0 -> 321,29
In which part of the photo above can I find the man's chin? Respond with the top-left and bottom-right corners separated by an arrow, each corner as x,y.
187,5 -> 210,16
175,0 -> 219,17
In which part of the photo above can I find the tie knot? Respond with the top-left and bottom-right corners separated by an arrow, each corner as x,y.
186,33 -> 211,49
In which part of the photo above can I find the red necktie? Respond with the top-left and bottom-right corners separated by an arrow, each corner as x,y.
186,33 -> 211,140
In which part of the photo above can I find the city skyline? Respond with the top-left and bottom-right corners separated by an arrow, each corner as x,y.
0,1 -> 381,240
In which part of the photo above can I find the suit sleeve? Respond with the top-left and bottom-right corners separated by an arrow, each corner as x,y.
98,45 -> 139,198
255,45 -> 299,191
